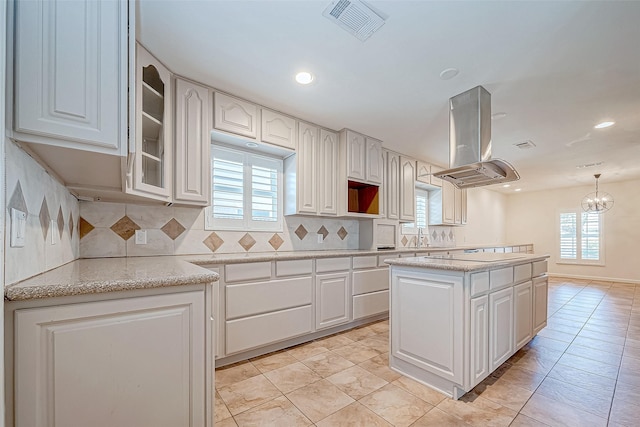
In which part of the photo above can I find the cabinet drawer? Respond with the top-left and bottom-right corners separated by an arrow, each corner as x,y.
226,277 -> 312,319
353,269 -> 389,295
490,267 -> 514,290
276,259 -> 312,277
532,260 -> 548,277
316,257 -> 350,273
470,271 -> 489,296
352,256 -> 378,270
353,290 -> 389,320
225,262 -> 271,283
514,263 -> 532,283
226,305 -> 313,354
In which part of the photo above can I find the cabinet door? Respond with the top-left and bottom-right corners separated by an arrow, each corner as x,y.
14,292 -> 208,427
174,79 -> 211,205
430,165 -> 444,187
14,0 -> 127,154
514,281 -> 533,350
454,187 -> 463,224
261,108 -> 296,149
365,138 -> 383,184
442,181 -> 456,224
470,295 -> 489,385
489,287 -> 514,372
213,92 -> 258,138
386,151 -> 400,220
461,189 -> 468,225
391,271 -> 463,384
297,122 -> 318,213
399,156 -> 416,221
318,129 -> 339,215
416,161 -> 431,184
128,45 -> 173,200
316,272 -> 351,330
346,130 -> 366,181
533,276 -> 548,334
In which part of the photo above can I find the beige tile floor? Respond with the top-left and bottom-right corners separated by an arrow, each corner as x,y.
215,278 -> 640,426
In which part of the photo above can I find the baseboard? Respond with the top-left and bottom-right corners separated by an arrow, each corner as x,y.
548,273 -> 639,285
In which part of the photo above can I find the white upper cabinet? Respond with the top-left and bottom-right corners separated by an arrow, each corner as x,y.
399,156 -> 416,222
343,129 -> 383,185
127,45 -> 172,201
213,92 -> 258,139
295,121 -> 319,214
261,109 -> 296,150
173,78 -> 211,205
318,129 -> 339,215
430,165 -> 444,187
386,150 -> 400,220
366,138 -> 384,184
345,130 -> 366,181
13,0 -> 127,155
416,161 -> 431,185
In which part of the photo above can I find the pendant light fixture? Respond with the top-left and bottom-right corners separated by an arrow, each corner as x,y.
581,174 -> 614,214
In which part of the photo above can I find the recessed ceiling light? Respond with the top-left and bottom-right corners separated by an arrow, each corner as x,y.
576,161 -> 604,169
594,121 -> 615,129
295,72 -> 314,85
503,184 -> 511,188
439,68 -> 459,80
246,142 -> 258,148
514,188 -> 522,192
491,112 -> 507,120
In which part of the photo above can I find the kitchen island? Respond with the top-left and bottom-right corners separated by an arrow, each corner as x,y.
386,252 -> 549,400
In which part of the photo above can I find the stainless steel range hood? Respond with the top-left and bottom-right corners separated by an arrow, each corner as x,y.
433,86 -> 519,189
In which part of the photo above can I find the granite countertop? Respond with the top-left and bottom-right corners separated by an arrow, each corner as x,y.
385,252 -> 549,273
181,243 -> 532,265
4,257 -> 219,301
5,243 -> 533,301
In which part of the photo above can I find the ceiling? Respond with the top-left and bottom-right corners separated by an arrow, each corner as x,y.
138,0 -> 640,194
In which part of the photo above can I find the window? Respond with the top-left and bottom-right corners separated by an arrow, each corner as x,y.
558,210 -> 603,264
402,189 -> 428,234
206,145 -> 282,231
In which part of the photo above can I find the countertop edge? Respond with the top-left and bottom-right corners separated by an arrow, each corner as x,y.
385,254 -> 550,272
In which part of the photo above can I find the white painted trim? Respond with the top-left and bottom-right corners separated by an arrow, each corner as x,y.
1,0 -> 7,423
548,273 -> 639,285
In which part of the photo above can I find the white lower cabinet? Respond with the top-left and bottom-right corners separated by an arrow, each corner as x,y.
470,295 -> 489,384
390,259 -> 548,399
391,271 -> 464,385
489,286 -> 514,372
13,291 -> 212,427
514,281 -> 533,350
352,267 -> 389,320
316,272 -> 351,330
533,275 -> 549,334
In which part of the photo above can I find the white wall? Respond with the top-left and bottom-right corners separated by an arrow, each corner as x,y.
506,178 -> 640,283
454,187 -> 508,246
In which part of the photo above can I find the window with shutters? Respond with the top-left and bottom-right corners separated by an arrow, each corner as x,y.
558,210 -> 603,265
402,189 -> 428,234
205,145 -> 282,231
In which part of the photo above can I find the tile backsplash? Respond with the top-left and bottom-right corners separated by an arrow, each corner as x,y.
79,202 -> 360,258
5,140 -> 80,285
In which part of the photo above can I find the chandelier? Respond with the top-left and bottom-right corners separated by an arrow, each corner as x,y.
581,174 -> 614,214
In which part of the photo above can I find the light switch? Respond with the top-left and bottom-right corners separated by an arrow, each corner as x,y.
10,208 -> 27,248
135,229 -> 147,245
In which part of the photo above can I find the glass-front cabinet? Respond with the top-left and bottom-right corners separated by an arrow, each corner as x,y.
127,44 -> 172,200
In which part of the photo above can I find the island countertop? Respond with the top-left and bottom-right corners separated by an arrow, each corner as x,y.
385,252 -> 550,272
4,257 -> 219,301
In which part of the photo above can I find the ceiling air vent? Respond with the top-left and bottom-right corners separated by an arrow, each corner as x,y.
513,140 -> 536,149
322,0 -> 386,41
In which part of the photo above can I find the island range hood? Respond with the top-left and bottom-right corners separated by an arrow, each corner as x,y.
433,86 -> 520,189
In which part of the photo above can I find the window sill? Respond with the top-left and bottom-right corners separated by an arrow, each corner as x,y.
556,261 -> 605,267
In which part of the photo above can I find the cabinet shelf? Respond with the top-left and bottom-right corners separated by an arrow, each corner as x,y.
142,81 -> 164,100
142,111 -> 162,138
141,151 -> 162,163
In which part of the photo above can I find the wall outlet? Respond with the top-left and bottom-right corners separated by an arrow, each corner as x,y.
317,234 -> 323,244
10,208 -> 26,248
135,229 -> 147,245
